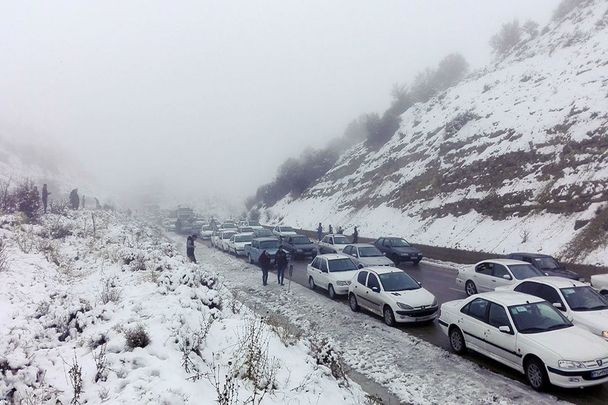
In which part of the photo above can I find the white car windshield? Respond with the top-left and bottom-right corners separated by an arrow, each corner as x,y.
222,233 -> 235,239
202,226 -> 212,231
379,272 -> 420,292
260,241 -> 279,249
508,302 -> 572,334
358,246 -> 383,257
280,227 -> 296,232
389,239 -> 410,247
328,258 -> 357,272
560,286 -> 608,312
333,236 -> 349,244
534,257 -> 560,270
235,235 -> 252,243
508,264 -> 544,280
291,236 -> 311,244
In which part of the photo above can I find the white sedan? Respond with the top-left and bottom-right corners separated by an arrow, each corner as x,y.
272,225 -> 298,239
438,291 -> 608,390
347,267 -> 438,326
500,277 -> 608,340
307,254 -> 359,299
318,234 -> 350,254
456,259 -> 545,296
227,233 -> 253,256
218,231 -> 236,251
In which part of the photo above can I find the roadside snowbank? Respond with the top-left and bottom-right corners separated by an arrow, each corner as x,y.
0,210 -> 367,404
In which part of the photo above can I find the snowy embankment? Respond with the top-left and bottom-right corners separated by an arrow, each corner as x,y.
196,243 -> 565,405
0,210 -> 367,404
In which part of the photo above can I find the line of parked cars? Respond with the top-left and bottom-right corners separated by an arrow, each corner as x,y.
205,222 -> 608,391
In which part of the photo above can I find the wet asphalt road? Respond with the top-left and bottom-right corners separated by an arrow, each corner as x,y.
201,240 -> 608,404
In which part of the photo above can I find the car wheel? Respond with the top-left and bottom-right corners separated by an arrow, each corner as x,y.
465,280 -> 477,296
308,276 -> 316,290
449,327 -> 466,354
348,293 -> 359,312
383,306 -> 396,327
391,254 -> 400,266
328,285 -> 336,299
525,357 -> 548,391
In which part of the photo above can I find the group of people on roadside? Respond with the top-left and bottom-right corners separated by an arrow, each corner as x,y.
317,222 -> 358,243
258,247 -> 288,286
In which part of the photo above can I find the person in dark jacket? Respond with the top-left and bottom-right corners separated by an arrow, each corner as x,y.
352,226 -> 359,244
69,189 -> 79,210
328,224 -> 333,234
259,250 -> 271,286
41,184 -> 51,214
275,248 -> 288,285
187,234 -> 197,263
317,223 -> 323,241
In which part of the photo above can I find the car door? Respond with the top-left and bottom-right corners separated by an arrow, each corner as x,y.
491,263 -> 513,290
319,236 -> 330,254
473,263 -> 494,292
375,239 -> 385,253
308,257 -> 321,283
364,273 -> 384,315
484,302 -> 520,368
460,298 -> 490,353
353,271 -> 369,309
318,258 -> 330,290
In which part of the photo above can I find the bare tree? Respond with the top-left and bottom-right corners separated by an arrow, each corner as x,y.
490,20 -> 522,56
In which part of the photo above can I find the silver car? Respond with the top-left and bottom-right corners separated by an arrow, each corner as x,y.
343,244 -> 395,268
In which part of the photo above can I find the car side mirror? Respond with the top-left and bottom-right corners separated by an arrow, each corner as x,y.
358,264 -> 364,269
502,274 -> 512,280
418,281 -> 422,286
371,286 -> 380,293
498,325 -> 513,334
553,302 -> 565,311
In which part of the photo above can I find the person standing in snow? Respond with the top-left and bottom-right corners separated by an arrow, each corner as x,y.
41,184 -> 51,214
69,189 -> 79,210
352,226 -> 359,244
275,247 -> 288,285
317,223 -> 323,241
187,234 -> 197,263
328,224 -> 333,234
259,250 -> 271,286
337,226 -> 343,234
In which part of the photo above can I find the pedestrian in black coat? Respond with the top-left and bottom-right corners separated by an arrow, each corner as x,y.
41,184 -> 51,214
259,250 -> 271,286
275,248 -> 288,285
353,226 -> 359,244
187,234 -> 197,263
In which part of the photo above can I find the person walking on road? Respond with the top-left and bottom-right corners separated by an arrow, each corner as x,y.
317,223 -> 323,241
259,250 -> 271,286
352,226 -> 359,244
41,184 -> 51,214
187,234 -> 197,263
275,247 -> 288,285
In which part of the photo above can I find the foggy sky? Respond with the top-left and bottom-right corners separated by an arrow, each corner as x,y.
0,0 -> 558,207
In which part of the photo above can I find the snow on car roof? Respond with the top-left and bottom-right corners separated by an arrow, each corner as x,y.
364,266 -> 402,275
477,258 -> 530,266
347,243 -> 375,248
253,237 -> 279,241
523,276 -> 586,289
315,253 -> 350,260
475,291 -> 544,306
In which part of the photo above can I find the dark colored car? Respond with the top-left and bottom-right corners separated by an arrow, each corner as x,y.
281,234 -> 317,259
373,237 -> 423,265
506,253 -> 581,280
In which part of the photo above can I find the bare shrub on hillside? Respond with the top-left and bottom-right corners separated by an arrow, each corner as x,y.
49,199 -> 70,216
93,344 -> 108,382
209,360 -> 239,405
553,0 -> 583,21
67,354 -> 83,405
100,278 -> 121,305
236,318 -> 279,403
0,239 -> 8,272
14,179 -> 41,222
309,337 -> 348,385
0,178 -> 15,214
179,316 -> 215,374
15,226 -> 36,254
490,20 -> 522,56
125,325 -> 150,349
265,313 -> 303,347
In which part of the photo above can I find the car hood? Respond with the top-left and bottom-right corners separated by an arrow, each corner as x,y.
573,309 -> 608,335
387,287 -> 435,307
263,248 -> 279,256
280,231 -> 298,236
234,242 -> 250,248
334,244 -> 348,252
529,326 -> 608,361
393,247 -> 420,255
329,270 -> 359,282
359,256 -> 394,266
543,269 -> 580,280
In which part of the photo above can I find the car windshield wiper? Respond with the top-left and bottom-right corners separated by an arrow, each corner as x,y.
518,327 -> 547,333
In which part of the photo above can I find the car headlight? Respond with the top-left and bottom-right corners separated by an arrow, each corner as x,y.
558,360 -> 585,369
431,297 -> 438,307
336,280 -> 349,286
397,302 -> 413,310
602,330 -> 608,339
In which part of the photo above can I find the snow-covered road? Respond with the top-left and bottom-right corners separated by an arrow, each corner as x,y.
194,242 -> 566,405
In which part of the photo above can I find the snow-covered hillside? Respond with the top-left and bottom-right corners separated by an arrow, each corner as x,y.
263,0 -> 608,265
0,210 -> 367,404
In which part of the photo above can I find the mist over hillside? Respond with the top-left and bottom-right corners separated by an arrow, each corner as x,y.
258,0 -> 608,265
